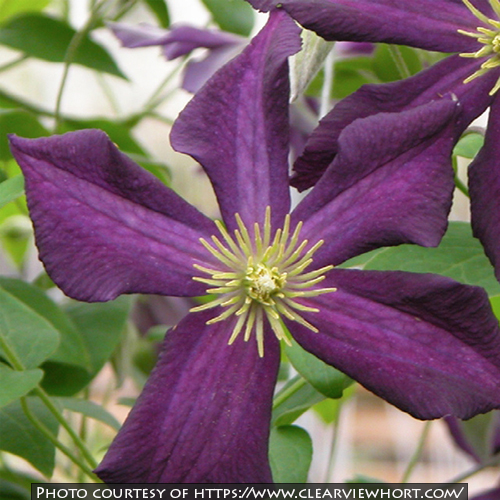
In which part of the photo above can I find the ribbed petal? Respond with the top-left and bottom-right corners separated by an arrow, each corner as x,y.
293,56 -> 497,190
293,99 -> 459,267
288,269 -> 500,420
170,10 -> 301,231
9,131 -> 215,301
95,310 -> 280,483
247,0 -> 482,53
470,94 -> 500,282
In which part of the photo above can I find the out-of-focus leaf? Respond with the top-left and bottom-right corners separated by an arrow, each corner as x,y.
45,297 -> 132,395
454,132 -> 484,159
0,175 -> 24,209
348,222 -> 500,296
272,376 -> 325,427
0,278 -> 90,371
56,397 -> 121,431
200,0 -> 254,36
0,110 -> 48,161
60,118 -> 145,155
0,397 -> 58,477
269,425 -> 312,483
0,286 -> 59,369
143,0 -> 170,27
0,364 -> 43,408
0,14 -> 126,78
285,339 -> 352,399
373,44 -> 422,82
0,0 -> 49,23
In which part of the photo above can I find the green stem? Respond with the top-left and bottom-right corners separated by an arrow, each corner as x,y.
0,329 -> 98,471
0,330 -> 24,371
272,376 -> 307,409
34,387 -> 98,469
448,456 -> 500,484
0,55 -> 29,74
452,155 -> 470,198
54,1 -> 106,131
401,421 -> 432,483
324,401 -> 343,482
19,397 -> 99,482
388,45 -> 411,79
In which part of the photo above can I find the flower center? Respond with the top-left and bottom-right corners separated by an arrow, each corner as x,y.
458,0 -> 500,94
190,207 -> 336,357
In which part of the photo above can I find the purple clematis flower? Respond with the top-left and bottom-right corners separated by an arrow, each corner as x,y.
244,0 -> 500,284
110,22 -> 245,93
9,10 -> 500,483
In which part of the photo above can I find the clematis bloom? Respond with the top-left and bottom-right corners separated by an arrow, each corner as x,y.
244,0 -> 500,285
110,22 -> 245,93
9,11 -> 500,483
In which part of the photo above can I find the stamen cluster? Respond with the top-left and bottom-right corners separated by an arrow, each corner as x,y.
191,208 -> 336,357
459,0 -> 500,94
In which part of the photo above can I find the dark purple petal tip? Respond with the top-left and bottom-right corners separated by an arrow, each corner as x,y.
95,310 -> 280,483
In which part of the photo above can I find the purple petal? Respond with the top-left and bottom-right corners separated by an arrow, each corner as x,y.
95,310 -> 280,483
9,131 -> 216,301
110,23 -> 243,59
293,99 -> 459,266
289,269 -> 500,420
170,10 -> 301,231
248,0 -> 481,53
293,56 -> 497,191
472,488 -> 500,500
182,45 -> 243,93
444,416 -> 482,463
470,94 -> 500,282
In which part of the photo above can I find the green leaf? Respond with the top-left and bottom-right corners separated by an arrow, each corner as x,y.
357,222 -> 500,296
0,14 -> 126,78
0,364 -> 43,408
0,109 -> 49,161
0,286 -> 59,369
272,376 -> 325,427
0,175 -> 24,209
200,0 -> 254,36
46,297 -> 132,395
269,425 -> 312,483
0,0 -> 49,23
454,132 -> 484,159
285,339 -> 352,398
56,397 -> 120,431
0,397 -> 58,476
0,278 -> 90,371
373,44 -> 422,82
143,0 -> 170,27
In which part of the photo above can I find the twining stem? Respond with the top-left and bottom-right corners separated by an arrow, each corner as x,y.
272,375 -> 307,410
54,1 -> 107,131
401,421 -> 432,483
324,401 -> 343,482
452,156 -> 470,198
20,397 -> 99,482
0,330 -> 98,473
448,456 -> 500,484
0,55 -> 28,74
387,45 -> 412,79
34,387 -> 98,470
